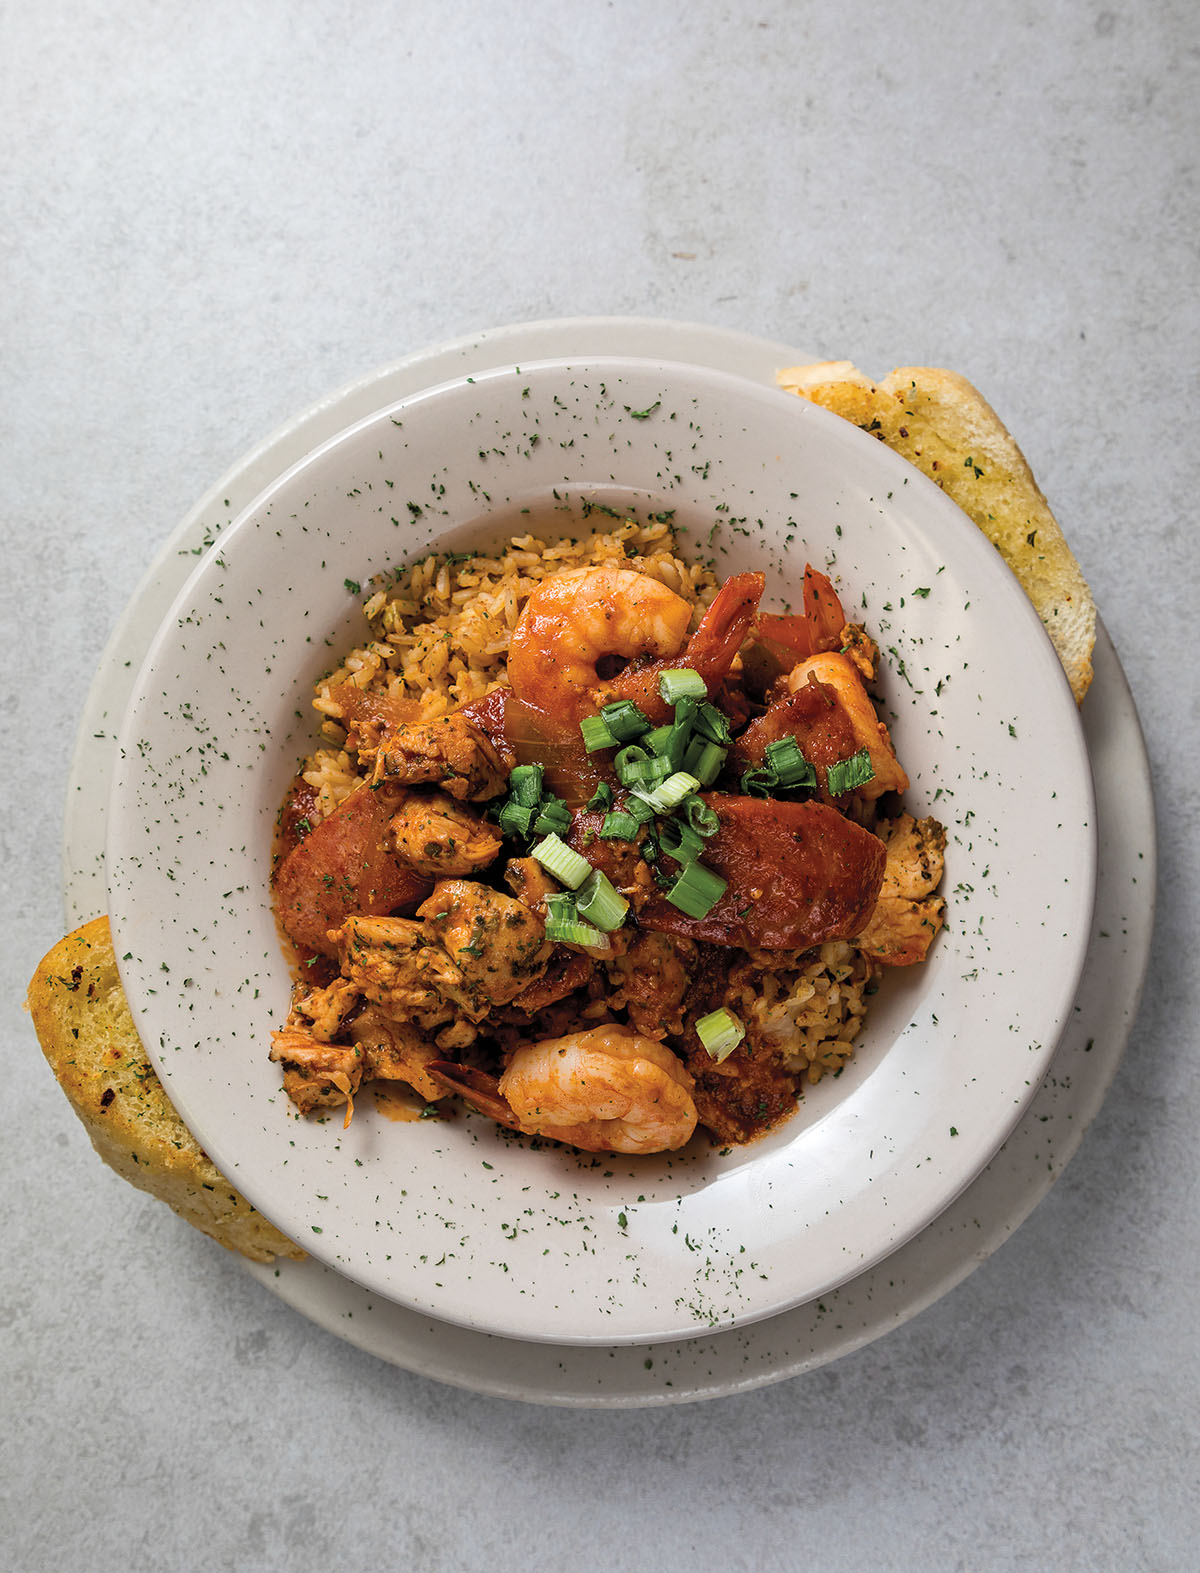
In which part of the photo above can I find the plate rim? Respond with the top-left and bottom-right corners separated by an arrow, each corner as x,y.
103,342 -> 1098,1346
63,314 -> 1154,1401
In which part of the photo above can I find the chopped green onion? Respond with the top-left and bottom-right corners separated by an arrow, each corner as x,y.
763,736 -> 817,791
600,809 -> 641,840
632,770 -> 701,815
622,794 -> 658,824
575,869 -> 629,931
597,699 -> 652,743
639,831 -> 674,889
530,832 -> 592,889
826,747 -> 876,796
658,668 -> 707,704
497,801 -> 534,837
740,764 -> 777,797
508,763 -> 544,807
579,714 -> 618,753
683,737 -> 726,787
659,818 -> 706,865
680,794 -> 721,837
615,745 -> 674,787
665,860 -> 727,918
532,798 -> 572,836
549,920 -> 610,948
586,780 -> 614,811
672,694 -> 699,729
544,893 -> 609,949
693,702 -> 733,746
695,1007 -> 745,1062
644,722 -> 688,770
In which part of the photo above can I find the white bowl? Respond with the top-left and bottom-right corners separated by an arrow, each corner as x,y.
107,355 -> 1096,1345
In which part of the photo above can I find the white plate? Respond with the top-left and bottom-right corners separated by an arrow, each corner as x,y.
65,317 -> 1152,1400
105,345 -> 1095,1346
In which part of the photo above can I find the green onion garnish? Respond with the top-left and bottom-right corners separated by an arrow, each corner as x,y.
615,744 -> 673,788
682,737 -> 726,787
598,699 -> 652,743
575,869 -> 629,931
639,831 -> 675,890
692,702 -> 733,746
530,832 -> 592,889
543,893 -> 609,949
665,859 -> 727,918
740,764 -> 777,797
659,818 -> 706,865
695,1006 -> 745,1062
658,667 -> 707,704
680,794 -> 721,837
644,722 -> 687,770
632,770 -> 701,815
532,797 -> 572,836
579,714 -> 617,753
622,794 -> 657,824
763,736 -> 817,791
600,809 -> 641,841
826,747 -> 876,796
508,762 -> 544,807
672,693 -> 699,729
586,780 -> 614,811
497,800 -> 534,837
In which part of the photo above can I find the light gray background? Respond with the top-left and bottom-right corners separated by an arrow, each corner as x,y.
4,3 -> 1197,1570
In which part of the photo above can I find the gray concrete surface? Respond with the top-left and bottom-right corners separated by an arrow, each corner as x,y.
3,3 -> 1196,1569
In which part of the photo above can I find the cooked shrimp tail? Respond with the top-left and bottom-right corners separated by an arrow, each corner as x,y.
426,1062 -> 521,1128
681,570 -> 764,688
603,571 -> 764,722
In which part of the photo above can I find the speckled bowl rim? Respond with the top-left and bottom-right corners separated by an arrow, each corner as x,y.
104,345 -> 1097,1346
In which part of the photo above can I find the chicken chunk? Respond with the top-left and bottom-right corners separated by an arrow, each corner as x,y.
855,813 -> 947,965
504,855 -> 559,915
417,880 -> 553,1019
370,712 -> 511,801
674,943 -> 800,1143
268,1029 -> 364,1119
333,915 -> 446,1016
348,1006 -> 447,1104
784,652 -> 909,799
288,977 -> 361,1041
605,930 -> 697,1037
682,1040 -> 800,1146
388,790 -> 502,877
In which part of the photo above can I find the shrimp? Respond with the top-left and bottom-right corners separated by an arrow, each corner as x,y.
429,1025 -> 698,1154
601,571 -> 764,723
507,566 -> 693,723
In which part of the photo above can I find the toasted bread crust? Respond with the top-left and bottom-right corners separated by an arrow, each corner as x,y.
27,917 -> 304,1263
776,362 -> 1095,703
